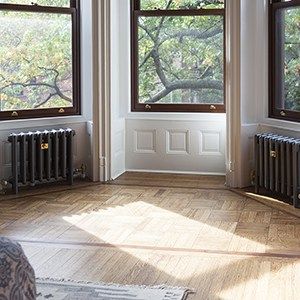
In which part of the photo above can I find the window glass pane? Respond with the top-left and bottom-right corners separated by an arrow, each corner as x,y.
0,0 -> 70,7
140,0 -> 225,10
0,11 -> 73,112
138,15 -> 224,105
275,6 -> 300,112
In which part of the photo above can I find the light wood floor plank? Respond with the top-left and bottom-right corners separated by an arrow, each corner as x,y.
1,172 -> 300,299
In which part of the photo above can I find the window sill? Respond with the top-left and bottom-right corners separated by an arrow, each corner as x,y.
126,111 -> 226,122
0,115 -> 87,131
260,117 -> 300,133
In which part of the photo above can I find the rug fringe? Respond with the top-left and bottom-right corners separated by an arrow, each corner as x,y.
36,277 -> 194,294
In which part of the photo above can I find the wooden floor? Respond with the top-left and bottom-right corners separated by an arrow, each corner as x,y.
1,172 -> 300,299
111,172 -> 226,189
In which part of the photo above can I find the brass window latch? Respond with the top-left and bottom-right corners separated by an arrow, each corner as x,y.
11,111 -> 19,117
280,110 -> 286,117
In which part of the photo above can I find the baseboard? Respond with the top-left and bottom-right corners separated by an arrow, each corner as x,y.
125,169 -> 226,176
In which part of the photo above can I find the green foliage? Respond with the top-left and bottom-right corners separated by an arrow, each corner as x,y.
141,0 -> 224,10
0,8 -> 73,111
283,7 -> 300,111
138,12 -> 224,104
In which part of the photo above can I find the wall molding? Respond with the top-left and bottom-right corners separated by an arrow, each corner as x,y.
126,169 -> 226,176
225,0 -> 242,188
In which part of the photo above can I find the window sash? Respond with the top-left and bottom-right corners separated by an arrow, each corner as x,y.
0,0 -> 81,121
269,0 -> 300,122
135,0 -> 225,11
0,0 -> 77,8
131,0 -> 226,113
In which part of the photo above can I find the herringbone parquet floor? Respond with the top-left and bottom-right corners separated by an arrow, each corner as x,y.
0,173 -> 300,299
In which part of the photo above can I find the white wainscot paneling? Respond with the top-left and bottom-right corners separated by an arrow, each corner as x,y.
134,130 -> 156,154
115,130 -> 125,157
126,117 -> 226,175
199,131 -> 222,156
166,130 -> 190,155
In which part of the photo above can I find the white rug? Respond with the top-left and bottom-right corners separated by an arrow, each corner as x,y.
36,279 -> 192,300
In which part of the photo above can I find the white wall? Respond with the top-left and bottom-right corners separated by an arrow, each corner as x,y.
238,0 -> 260,187
110,0 -> 127,179
0,0 -> 94,182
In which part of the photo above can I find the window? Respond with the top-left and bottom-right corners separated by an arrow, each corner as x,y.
131,0 -> 225,113
269,0 -> 300,122
0,0 -> 80,120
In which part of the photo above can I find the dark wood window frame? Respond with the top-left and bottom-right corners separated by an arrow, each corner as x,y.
131,0 -> 226,113
0,0 -> 81,121
269,0 -> 300,122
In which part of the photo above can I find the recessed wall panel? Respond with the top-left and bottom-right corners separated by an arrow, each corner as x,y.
200,131 -> 222,156
166,130 -> 190,155
134,130 -> 156,154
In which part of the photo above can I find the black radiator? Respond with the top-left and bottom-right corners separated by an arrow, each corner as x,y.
8,129 -> 75,194
254,133 -> 300,208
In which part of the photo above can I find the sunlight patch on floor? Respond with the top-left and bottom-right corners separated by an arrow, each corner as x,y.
62,200 -> 268,251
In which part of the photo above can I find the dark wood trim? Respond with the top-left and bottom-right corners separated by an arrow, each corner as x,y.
132,103 -> 226,113
15,238 -> 300,259
73,0 -> 81,118
0,108 -> 79,121
135,8 -> 225,17
0,3 -> 74,13
269,0 -> 300,123
131,0 -> 226,113
272,0 -> 300,9
0,0 -> 81,121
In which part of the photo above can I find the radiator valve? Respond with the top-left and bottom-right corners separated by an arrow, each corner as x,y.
0,180 -> 8,195
250,170 -> 256,186
75,164 -> 87,179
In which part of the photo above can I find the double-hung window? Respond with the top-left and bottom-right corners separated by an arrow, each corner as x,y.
270,0 -> 300,122
131,0 -> 226,113
0,0 -> 80,120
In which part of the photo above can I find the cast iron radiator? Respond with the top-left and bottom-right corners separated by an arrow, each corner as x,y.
254,133 -> 300,208
8,128 -> 75,194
